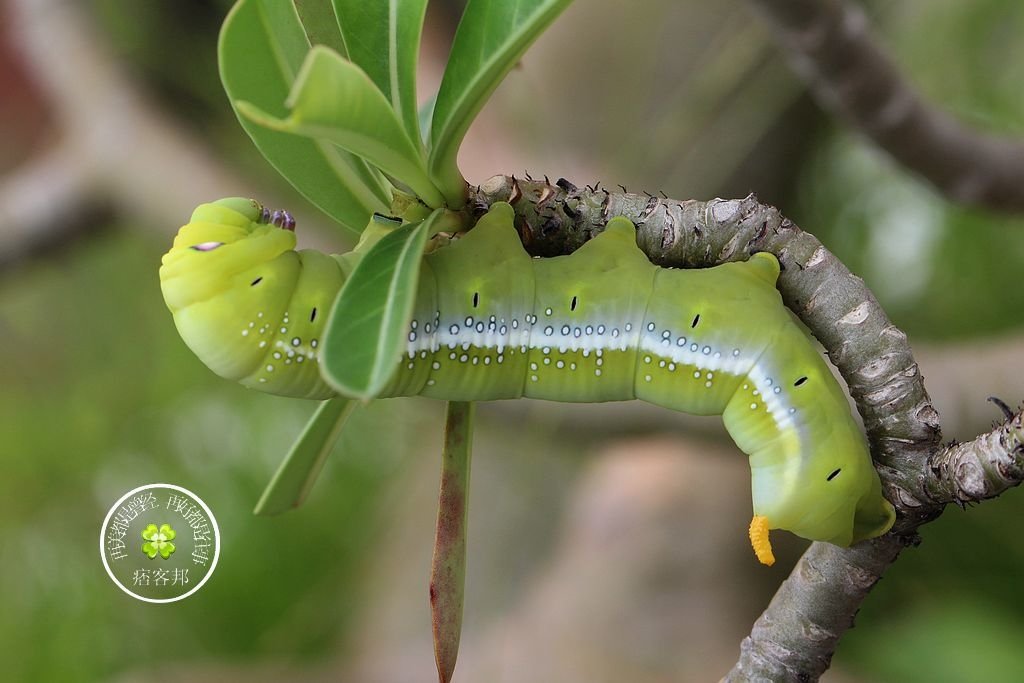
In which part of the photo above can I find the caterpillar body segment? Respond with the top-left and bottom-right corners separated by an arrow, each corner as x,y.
160,198 -> 896,558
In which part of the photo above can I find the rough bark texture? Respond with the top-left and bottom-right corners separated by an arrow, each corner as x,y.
468,175 -> 1023,682
746,0 -> 1024,212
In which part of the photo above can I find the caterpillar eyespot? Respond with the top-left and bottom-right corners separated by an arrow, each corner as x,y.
160,198 -> 896,562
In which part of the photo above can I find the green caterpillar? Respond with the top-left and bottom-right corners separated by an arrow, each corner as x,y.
160,198 -> 896,564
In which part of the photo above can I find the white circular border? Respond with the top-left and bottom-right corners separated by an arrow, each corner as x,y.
99,483 -> 221,604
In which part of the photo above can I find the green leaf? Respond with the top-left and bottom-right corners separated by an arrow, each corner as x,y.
237,46 -> 445,207
254,398 -> 356,516
333,0 -> 429,143
428,0 -> 573,207
430,401 -> 475,683
292,0 -> 347,56
321,209 -> 441,399
219,0 -> 392,235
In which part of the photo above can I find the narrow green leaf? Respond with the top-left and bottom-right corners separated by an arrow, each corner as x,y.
253,398 -> 356,516
428,0 -> 573,207
333,0 -> 429,144
321,209 -> 441,399
430,401 -> 475,683
292,0 -> 347,56
237,46 -> 445,207
219,0 -> 392,235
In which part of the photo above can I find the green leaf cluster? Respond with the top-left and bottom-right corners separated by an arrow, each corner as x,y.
219,0 -> 572,233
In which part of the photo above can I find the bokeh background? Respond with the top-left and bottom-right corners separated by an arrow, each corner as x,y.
2,0 -> 1023,681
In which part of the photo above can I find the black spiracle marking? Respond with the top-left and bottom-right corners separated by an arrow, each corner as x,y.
310,307 -> 317,322
827,468 -> 841,481
250,276 -> 263,286
794,376 -> 808,387
570,295 -> 578,311
691,314 -> 700,328
472,292 -> 479,308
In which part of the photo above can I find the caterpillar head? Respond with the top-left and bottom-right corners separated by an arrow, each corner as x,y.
160,198 -> 341,399
160,198 -> 298,313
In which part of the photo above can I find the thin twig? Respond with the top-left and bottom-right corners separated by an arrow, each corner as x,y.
746,0 -> 1024,212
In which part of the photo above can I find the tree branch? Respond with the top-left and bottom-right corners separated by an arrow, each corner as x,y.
746,0 -> 1024,212
470,175 -> 1024,681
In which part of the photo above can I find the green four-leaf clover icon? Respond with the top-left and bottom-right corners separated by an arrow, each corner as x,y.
141,523 -> 177,559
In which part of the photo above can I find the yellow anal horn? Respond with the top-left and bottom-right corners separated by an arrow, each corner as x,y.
749,515 -> 775,566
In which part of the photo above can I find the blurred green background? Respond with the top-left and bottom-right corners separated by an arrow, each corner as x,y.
2,1 -> 1023,681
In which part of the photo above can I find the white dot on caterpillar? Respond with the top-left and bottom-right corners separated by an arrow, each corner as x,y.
280,327 -> 287,334
570,362 -> 577,370
497,355 -> 504,364
449,325 -> 459,334
702,346 -> 711,354
461,342 -> 471,351
597,325 -> 605,334
408,332 -> 416,342
789,408 -> 796,414
733,348 -> 741,356
661,330 -> 670,339
545,308 -> 553,316
427,379 -> 436,386
596,357 -> 603,366
556,360 -> 564,369
258,312 -> 264,318
612,328 -> 620,337
258,341 -> 267,349
542,346 -> 551,355
646,322 -> 655,331
292,337 -> 301,346
595,369 -> 602,376
432,361 -> 441,370
407,362 -> 414,369
420,351 -> 427,358
774,387 -> 781,394
753,390 -> 760,396
472,357 -> 479,365
273,352 -> 282,359
475,322 -> 484,333
659,360 -> 666,368
465,316 -> 473,326
484,356 -> 491,365
644,355 -> 652,364
259,378 -> 267,383
644,374 -> 652,382
284,358 -> 291,365
750,403 -> 758,410
531,375 -> 539,382
690,343 -> 698,352
743,384 -> 749,390
543,358 -> 551,365
411,320 -> 417,329
585,326 -> 593,335
668,363 -> 676,371
310,339 -> 318,348
561,325 -> 570,335
530,362 -> 538,371
544,326 -> 553,336
624,323 -> 632,332
241,330 -> 249,337
459,354 -> 468,362
266,364 -> 274,372
248,322 -> 255,328
706,372 -> 713,379
449,352 -> 457,360
297,356 -> 304,363
693,371 -> 701,379
676,337 -> 686,346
